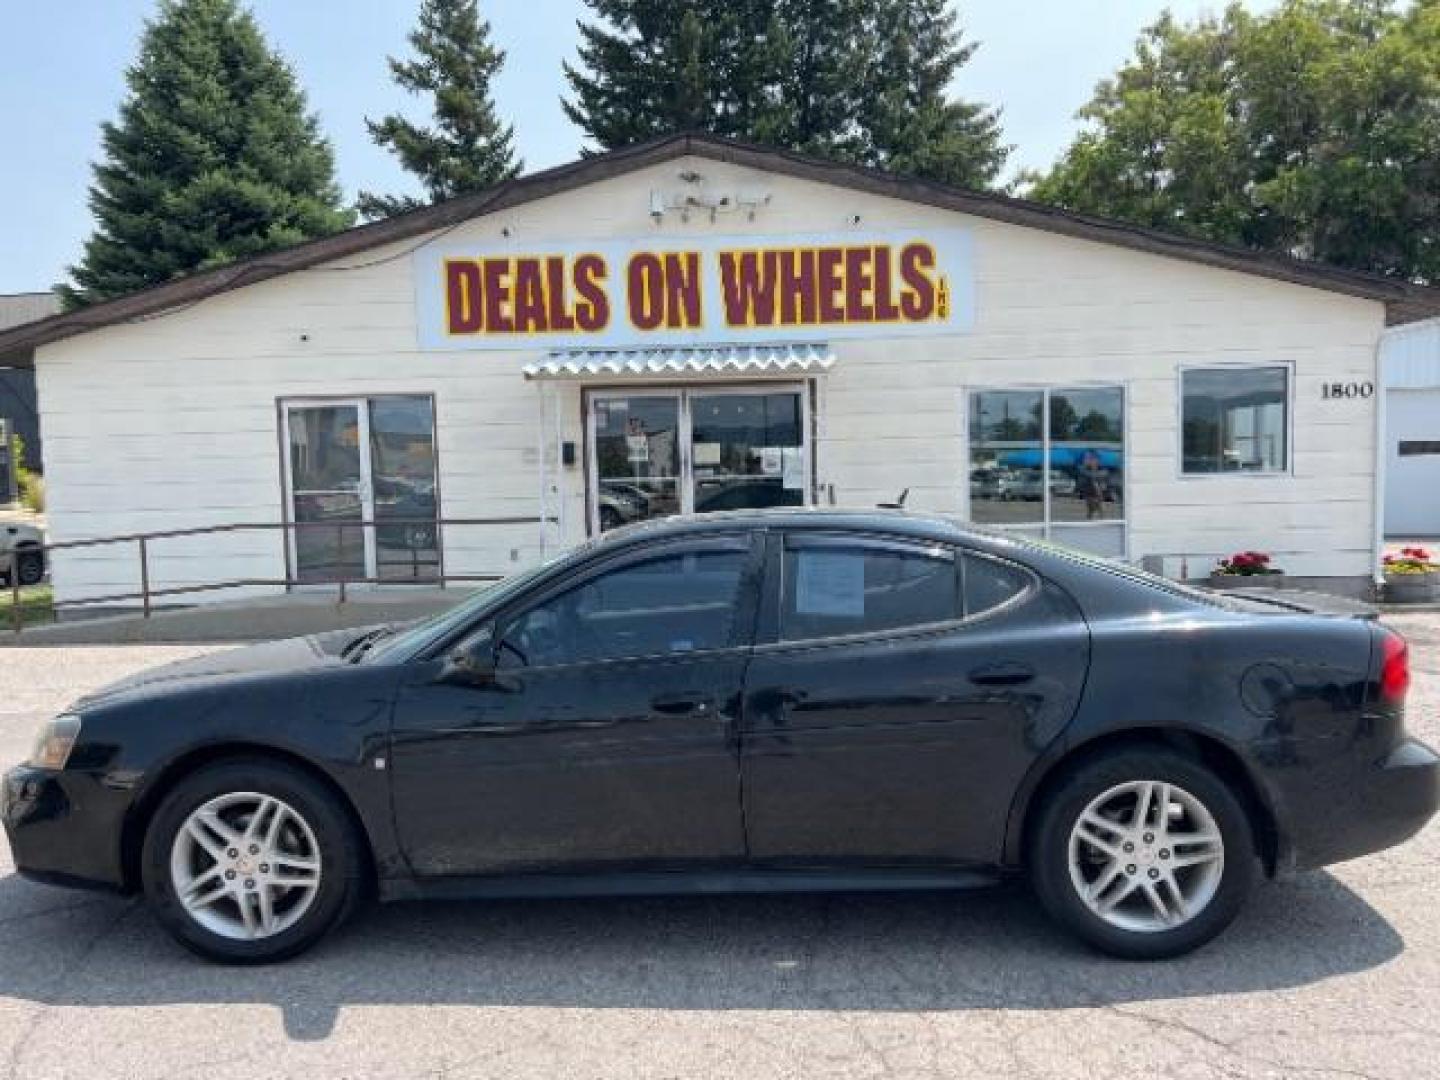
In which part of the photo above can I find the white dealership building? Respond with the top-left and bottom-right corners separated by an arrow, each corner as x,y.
1,134 -> 1434,609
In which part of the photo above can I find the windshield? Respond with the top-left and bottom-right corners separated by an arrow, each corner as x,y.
362,557 -> 565,663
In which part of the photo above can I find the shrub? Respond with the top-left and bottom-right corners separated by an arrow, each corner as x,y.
1383,547 -> 1436,575
1215,550 -> 1284,576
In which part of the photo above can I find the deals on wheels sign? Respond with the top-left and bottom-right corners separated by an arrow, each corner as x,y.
413,230 -> 973,351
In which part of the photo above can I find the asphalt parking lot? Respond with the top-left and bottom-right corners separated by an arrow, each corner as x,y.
0,614 -> 1437,1079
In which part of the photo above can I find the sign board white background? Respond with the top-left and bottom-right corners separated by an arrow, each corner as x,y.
414,229 -> 974,351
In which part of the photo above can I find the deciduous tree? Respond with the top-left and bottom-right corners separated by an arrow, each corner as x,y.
1028,0 -> 1440,281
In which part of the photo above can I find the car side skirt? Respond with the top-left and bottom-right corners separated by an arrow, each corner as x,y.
378,866 -> 1005,903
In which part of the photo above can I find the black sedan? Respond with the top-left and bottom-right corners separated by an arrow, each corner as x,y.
4,510 -> 1436,963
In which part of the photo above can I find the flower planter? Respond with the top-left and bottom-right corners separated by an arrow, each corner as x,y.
1208,573 -> 1283,591
1384,573 -> 1440,604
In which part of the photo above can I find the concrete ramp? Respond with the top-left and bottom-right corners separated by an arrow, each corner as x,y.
3,588 -> 473,646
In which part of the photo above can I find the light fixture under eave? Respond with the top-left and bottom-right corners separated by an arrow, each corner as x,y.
648,187 -> 772,224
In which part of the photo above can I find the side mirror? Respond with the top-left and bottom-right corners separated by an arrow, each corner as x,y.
442,635 -> 498,688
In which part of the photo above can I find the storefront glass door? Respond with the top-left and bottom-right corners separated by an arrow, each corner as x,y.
690,390 -> 805,514
589,386 -> 808,533
286,402 -> 372,583
284,397 -> 439,583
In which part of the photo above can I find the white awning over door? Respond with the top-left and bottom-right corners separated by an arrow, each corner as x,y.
522,343 -> 835,380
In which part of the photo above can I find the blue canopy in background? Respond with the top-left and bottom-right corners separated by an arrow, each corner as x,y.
997,448 -> 1124,469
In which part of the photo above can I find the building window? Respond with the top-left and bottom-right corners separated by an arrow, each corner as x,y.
967,386 -> 1125,557
1181,366 -> 1289,474
282,395 -> 439,583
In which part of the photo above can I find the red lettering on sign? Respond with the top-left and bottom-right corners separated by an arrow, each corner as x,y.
899,243 -> 936,321
512,258 -> 547,333
482,259 -> 513,333
574,254 -> 609,332
817,249 -> 844,323
546,258 -> 576,331
778,249 -> 817,325
843,247 -> 875,322
719,251 -> 778,327
872,246 -> 900,322
446,260 -> 483,334
663,252 -> 702,329
628,253 -> 664,330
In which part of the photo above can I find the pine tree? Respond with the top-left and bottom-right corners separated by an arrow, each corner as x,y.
563,0 -> 1009,188
562,1 -> 790,149
358,0 -> 521,220
860,0 -> 1009,189
61,0 -> 351,308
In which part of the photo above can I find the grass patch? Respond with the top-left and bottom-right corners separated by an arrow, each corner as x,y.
5,584 -> 53,630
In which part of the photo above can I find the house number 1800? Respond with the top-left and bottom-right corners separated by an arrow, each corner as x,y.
1322,381 -> 1375,400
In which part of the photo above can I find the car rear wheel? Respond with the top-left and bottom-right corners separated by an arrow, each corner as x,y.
1029,748 -> 1258,959
141,759 -> 364,963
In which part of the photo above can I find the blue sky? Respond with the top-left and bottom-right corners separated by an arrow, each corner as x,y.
0,1 -> 1279,294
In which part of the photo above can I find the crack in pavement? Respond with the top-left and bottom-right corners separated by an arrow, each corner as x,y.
2,898 -> 138,1080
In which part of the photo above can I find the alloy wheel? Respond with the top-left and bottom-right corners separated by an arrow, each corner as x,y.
1067,779 -> 1225,933
169,792 -> 323,941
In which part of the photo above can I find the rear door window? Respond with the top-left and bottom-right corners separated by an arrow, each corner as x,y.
781,536 -> 960,642
962,554 -> 1032,616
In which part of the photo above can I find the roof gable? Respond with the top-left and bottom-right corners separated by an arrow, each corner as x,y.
3,132 -> 1436,366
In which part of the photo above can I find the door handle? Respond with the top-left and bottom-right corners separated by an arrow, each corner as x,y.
968,661 -> 1035,687
650,693 -> 714,716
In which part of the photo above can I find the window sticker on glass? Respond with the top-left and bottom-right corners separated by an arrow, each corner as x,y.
781,447 -> 804,490
795,550 -> 865,616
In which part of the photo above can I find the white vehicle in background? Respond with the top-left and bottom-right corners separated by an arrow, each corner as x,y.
0,520 -> 45,586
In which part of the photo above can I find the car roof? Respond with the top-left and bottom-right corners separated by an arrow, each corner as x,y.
595,507 -> 987,547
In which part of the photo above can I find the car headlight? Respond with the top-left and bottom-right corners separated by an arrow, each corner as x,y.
27,714 -> 82,770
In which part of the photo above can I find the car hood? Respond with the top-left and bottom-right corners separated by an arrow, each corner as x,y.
74,627 -> 366,708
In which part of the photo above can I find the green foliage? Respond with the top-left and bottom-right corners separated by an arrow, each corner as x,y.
563,0 -> 1009,188
8,434 -> 42,513
359,0 -> 521,219
60,0 -> 352,308
1027,0 -> 1440,281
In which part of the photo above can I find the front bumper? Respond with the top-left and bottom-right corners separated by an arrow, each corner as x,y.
2,766 -> 130,891
1277,737 -> 1440,873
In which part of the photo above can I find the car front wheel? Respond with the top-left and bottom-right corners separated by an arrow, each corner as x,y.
1029,748 -> 1258,959
141,759 -> 364,963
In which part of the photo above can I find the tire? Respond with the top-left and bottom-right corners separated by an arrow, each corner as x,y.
1029,747 -> 1258,960
599,505 -> 623,531
141,758 -> 366,964
15,550 -> 43,587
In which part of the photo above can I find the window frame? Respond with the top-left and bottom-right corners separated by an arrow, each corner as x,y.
754,529 -> 1038,651
1176,362 -> 1294,479
478,531 -> 766,673
961,381 -> 1130,558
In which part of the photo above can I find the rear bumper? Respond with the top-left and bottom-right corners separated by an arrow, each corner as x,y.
2,766 -> 130,891
1278,738 -> 1440,873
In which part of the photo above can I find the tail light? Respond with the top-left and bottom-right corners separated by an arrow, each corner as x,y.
1379,629 -> 1411,705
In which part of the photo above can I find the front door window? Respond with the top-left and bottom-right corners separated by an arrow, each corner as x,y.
589,387 -> 809,534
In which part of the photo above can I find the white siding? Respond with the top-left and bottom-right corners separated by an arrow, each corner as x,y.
35,155 -> 1387,604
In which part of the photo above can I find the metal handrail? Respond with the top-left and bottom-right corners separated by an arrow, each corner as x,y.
8,515 -> 554,633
